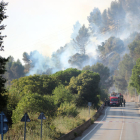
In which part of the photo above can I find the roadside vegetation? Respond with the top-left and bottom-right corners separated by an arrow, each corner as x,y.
2,68 -> 108,140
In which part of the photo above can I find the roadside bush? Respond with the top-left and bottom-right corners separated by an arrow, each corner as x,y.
57,102 -> 79,117
7,87 -> 22,111
12,93 -> 56,124
52,84 -> 74,107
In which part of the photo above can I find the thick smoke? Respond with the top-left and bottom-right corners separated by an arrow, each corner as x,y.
26,0 -> 140,76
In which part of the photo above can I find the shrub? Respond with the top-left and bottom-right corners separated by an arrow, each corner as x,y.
12,93 -> 56,124
57,102 -> 79,117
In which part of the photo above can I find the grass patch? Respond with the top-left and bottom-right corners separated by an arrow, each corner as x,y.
77,107 -> 96,121
3,107 -> 96,140
53,107 -> 96,134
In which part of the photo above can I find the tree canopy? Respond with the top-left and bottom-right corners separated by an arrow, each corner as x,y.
12,93 -> 56,123
67,70 -> 100,107
0,1 -> 8,111
130,58 -> 140,93
82,63 -> 110,86
10,74 -> 60,96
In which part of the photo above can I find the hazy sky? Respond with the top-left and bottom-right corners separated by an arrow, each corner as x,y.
1,0 -> 113,63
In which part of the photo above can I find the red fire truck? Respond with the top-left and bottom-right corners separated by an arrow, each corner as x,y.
109,92 -> 124,107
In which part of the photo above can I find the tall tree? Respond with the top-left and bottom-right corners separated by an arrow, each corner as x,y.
87,8 -> 102,34
0,57 -> 8,111
98,37 -> 124,56
82,63 -> 110,86
97,37 -> 124,75
22,52 -> 30,64
0,1 -> 8,111
101,9 -> 109,33
130,58 -> 140,93
4,57 -> 25,86
73,25 -> 90,55
67,71 -> 100,108
107,1 -> 126,35
114,54 -> 135,92
68,53 -> 89,69
128,34 -> 140,61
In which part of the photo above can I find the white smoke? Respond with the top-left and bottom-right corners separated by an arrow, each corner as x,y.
26,0 -> 140,76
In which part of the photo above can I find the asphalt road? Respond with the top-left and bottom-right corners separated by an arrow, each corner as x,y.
75,102 -> 140,140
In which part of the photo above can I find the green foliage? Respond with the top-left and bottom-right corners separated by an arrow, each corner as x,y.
12,93 -> 56,124
68,53 -> 89,68
82,63 -> 113,100
0,1 -> 8,111
114,76 -> 128,91
104,37 -> 124,55
3,56 -> 25,86
99,88 -> 109,101
0,1 -> 8,51
53,116 -> 86,134
130,58 -> 140,93
52,84 -> 74,106
0,56 -> 9,111
127,83 -> 136,96
5,66 -> 101,139
10,74 -> 60,96
98,37 -> 124,57
128,34 -> 140,61
97,37 -> 124,75
74,25 -> 90,55
108,52 -> 120,73
114,54 -> 135,91
83,63 -> 110,86
5,114 -> 61,140
57,102 -> 78,117
67,70 -> 100,108
52,68 -> 81,86
118,54 -> 135,79
7,87 -> 22,111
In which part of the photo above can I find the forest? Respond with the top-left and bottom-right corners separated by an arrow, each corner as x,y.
1,0 -> 140,139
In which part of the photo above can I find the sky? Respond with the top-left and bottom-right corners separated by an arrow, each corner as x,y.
1,0 -> 113,63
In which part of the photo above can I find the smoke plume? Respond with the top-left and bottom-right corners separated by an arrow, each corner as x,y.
26,0 -> 140,76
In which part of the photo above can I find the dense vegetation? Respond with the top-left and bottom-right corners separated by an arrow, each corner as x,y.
3,68 -> 105,139
113,33 -> 140,94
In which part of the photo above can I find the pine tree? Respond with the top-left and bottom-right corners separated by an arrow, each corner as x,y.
0,1 -> 9,111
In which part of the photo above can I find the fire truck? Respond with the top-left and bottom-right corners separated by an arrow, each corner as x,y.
109,92 -> 124,107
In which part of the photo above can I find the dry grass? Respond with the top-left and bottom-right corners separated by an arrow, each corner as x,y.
53,107 -> 96,134
78,107 -> 96,121
2,107 -> 96,140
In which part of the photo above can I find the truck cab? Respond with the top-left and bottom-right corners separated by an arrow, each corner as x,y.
110,96 -> 119,106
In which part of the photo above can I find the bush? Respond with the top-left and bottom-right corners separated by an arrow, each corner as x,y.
52,84 -> 74,107
12,93 -> 56,124
57,102 -> 79,117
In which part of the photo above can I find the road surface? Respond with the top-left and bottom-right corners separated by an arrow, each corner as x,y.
75,102 -> 140,140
